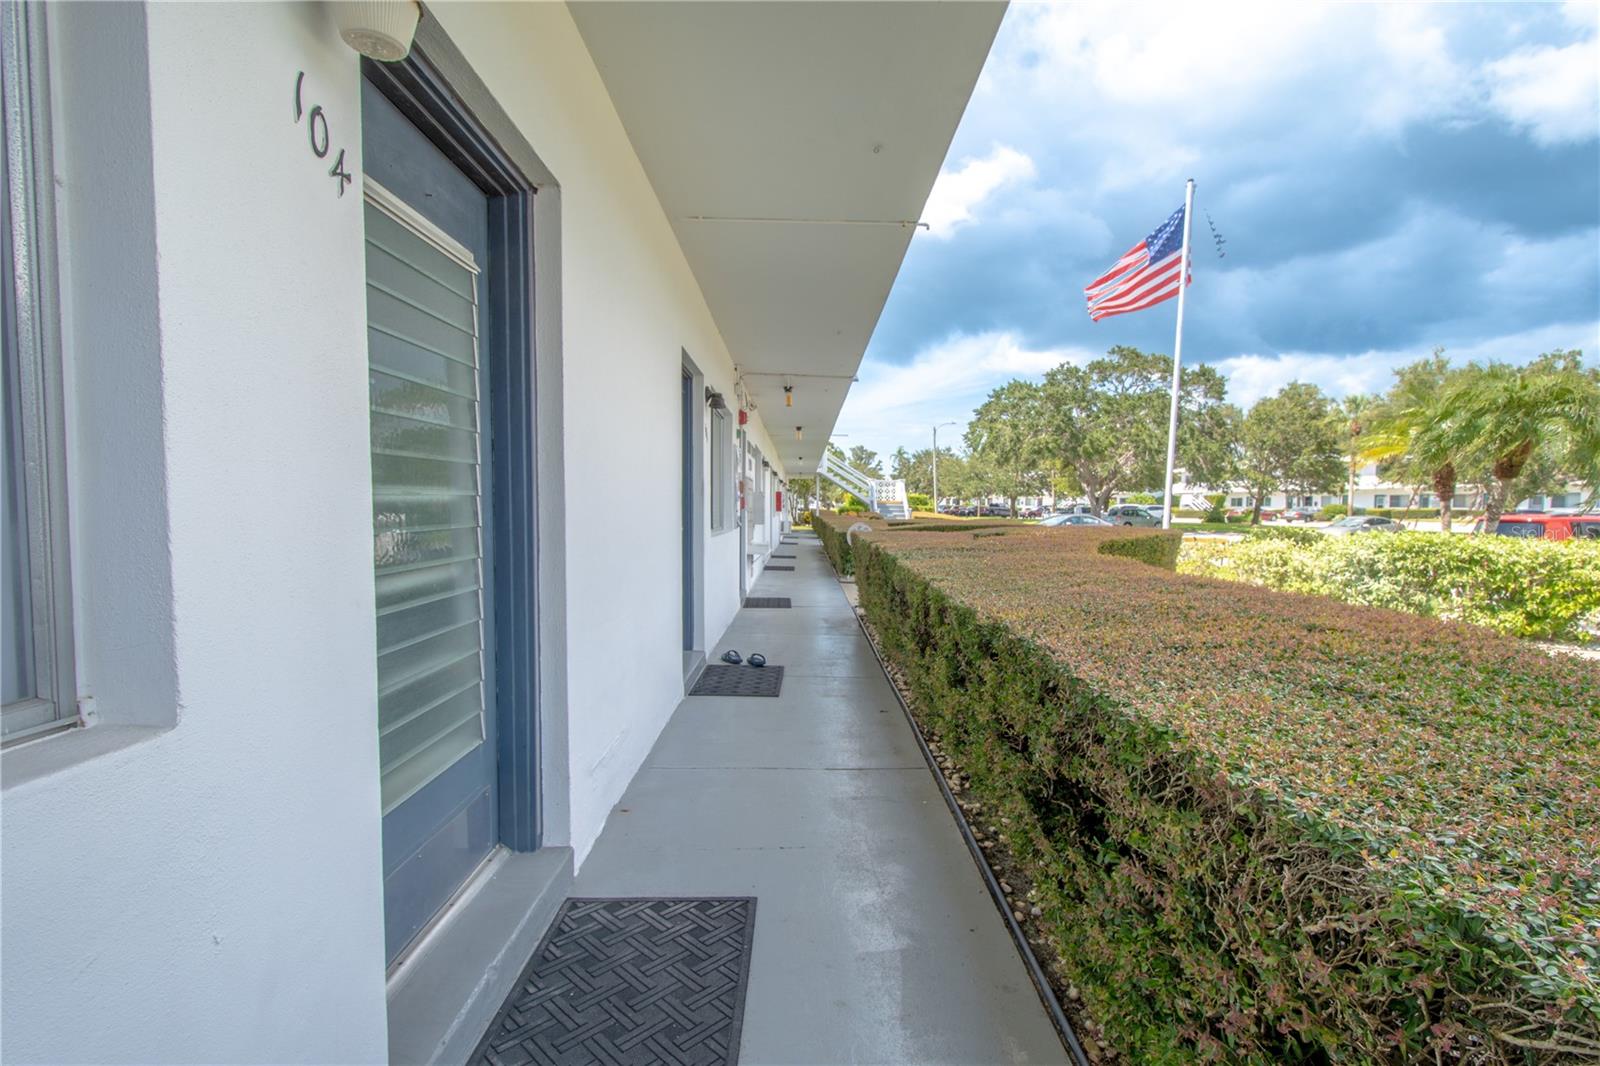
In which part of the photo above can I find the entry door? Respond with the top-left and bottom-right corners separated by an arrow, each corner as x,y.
681,369 -> 695,651
362,80 -> 499,962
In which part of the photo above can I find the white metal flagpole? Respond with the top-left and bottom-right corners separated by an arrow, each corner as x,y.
1161,179 -> 1196,530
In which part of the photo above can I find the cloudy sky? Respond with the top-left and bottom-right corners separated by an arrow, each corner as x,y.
834,1 -> 1600,464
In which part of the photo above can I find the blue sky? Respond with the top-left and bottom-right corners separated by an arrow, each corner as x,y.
834,1 -> 1600,464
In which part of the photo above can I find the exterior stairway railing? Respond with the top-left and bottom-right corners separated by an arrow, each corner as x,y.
818,451 -> 909,519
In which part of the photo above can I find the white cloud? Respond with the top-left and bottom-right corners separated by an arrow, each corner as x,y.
1564,0 -> 1599,32
1214,320 -> 1600,408
992,2 -> 1474,149
836,323 -> 1599,463
920,146 -> 1036,238
1484,38 -> 1600,145
833,331 -> 1090,460
1363,5 -> 1477,135
975,1 -> 1595,186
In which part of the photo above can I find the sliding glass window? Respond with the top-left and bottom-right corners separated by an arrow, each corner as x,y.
3,2 -> 76,745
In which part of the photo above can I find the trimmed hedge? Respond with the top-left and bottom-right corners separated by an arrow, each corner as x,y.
854,526 -> 1599,1063
813,510 -> 1030,574
1179,531 -> 1600,642
1097,528 -> 1182,569
813,510 -> 881,574
1244,524 -> 1324,545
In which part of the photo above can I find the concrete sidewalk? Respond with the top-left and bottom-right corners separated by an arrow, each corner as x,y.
572,531 -> 1066,1064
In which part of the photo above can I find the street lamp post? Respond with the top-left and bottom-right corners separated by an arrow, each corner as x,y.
931,422 -> 956,514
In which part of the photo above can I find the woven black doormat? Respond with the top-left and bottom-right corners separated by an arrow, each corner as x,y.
771,554 -> 795,559
765,565 -> 794,571
469,897 -> 757,1066
743,597 -> 791,608
689,665 -> 784,697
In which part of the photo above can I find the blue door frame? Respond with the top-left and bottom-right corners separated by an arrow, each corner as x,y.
363,38 -> 545,961
681,369 -> 695,651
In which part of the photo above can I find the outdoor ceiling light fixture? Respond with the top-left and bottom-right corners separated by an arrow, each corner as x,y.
330,0 -> 422,61
784,385 -> 793,407
706,388 -> 727,410
794,426 -> 803,441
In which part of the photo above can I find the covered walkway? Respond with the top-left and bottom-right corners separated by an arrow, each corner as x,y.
569,531 -> 1066,1063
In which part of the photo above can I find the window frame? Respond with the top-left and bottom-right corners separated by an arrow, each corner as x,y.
3,1 -> 77,745
708,406 -> 732,533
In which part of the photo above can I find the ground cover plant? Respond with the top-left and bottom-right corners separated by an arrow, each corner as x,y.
1179,531 -> 1600,642
813,509 -> 883,574
846,523 -> 1599,1063
813,510 -> 1030,574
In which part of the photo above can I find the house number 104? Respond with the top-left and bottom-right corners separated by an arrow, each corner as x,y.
293,71 -> 353,197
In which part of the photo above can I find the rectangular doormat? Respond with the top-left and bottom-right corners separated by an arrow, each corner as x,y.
765,565 -> 794,572
771,554 -> 795,559
470,897 -> 757,1066
743,597 -> 791,608
689,664 -> 784,697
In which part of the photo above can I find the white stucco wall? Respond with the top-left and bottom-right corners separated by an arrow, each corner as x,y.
428,2 -> 785,863
2,4 -> 389,1063
2,2 -> 791,1061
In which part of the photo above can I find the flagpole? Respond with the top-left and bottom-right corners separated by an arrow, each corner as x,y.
1161,178 -> 1196,530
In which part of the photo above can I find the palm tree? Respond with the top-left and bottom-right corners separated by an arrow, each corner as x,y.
1429,352 -> 1600,532
1363,352 -> 1470,534
1336,393 -> 1376,517
889,446 -> 912,482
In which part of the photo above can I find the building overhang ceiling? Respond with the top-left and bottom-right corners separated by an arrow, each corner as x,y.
571,1 -> 1005,475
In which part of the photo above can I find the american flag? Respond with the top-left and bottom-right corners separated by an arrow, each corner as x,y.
1084,205 -> 1191,321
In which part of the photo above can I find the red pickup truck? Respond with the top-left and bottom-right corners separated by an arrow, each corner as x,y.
1475,513 -> 1600,540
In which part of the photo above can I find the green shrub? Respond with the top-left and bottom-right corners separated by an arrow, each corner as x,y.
1363,507 -> 1444,519
1203,493 -> 1226,523
855,527 -> 1600,1062
1128,492 -> 1159,504
893,518 -> 1030,533
908,492 -> 933,512
1179,531 -> 1600,641
796,509 -> 814,528
812,510 -> 882,574
1097,529 -> 1182,569
1243,524 -> 1323,545
1317,504 -> 1348,520
838,493 -> 870,514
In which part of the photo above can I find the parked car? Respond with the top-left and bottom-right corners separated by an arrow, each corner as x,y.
1323,515 -> 1403,535
1474,513 -> 1600,540
1280,507 -> 1318,523
1057,503 -> 1096,516
1105,504 -> 1159,526
1038,513 -> 1113,527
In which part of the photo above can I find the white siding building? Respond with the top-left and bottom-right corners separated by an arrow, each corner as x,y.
1168,464 -> 1592,514
0,3 -> 1000,1062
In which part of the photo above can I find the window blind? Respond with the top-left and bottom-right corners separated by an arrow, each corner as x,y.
364,192 -> 486,814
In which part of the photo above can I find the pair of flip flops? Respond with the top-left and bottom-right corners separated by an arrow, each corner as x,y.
720,650 -> 767,668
